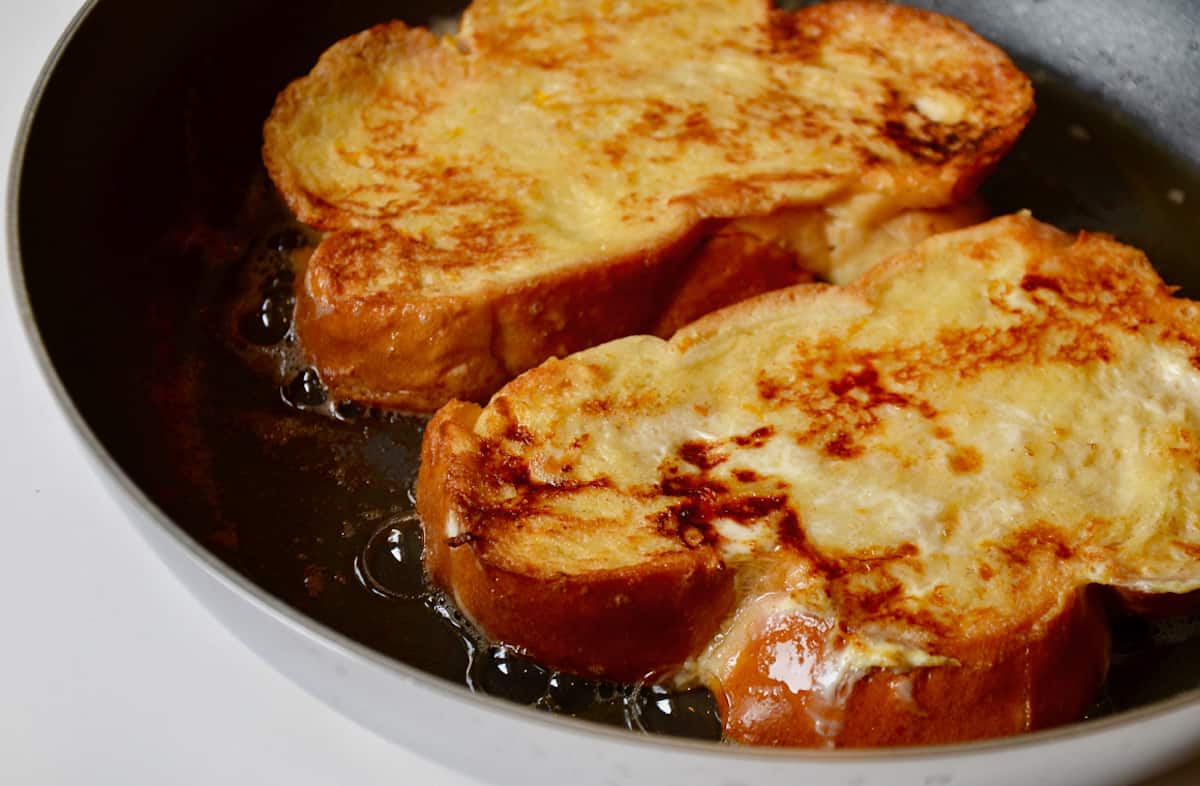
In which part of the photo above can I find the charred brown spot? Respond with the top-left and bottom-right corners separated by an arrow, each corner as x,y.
996,523 -> 1074,565
882,117 -> 972,165
819,544 -> 927,622
489,396 -> 532,444
679,440 -> 728,470
601,140 -> 626,166
653,499 -> 718,550
774,510 -> 906,582
777,510 -> 806,552
757,376 -> 782,401
870,606 -> 954,641
733,469 -> 760,483
446,532 -> 480,548
478,439 -> 532,487
678,110 -> 722,146
630,98 -> 676,136
733,426 -> 775,448
948,445 -> 983,474
847,583 -> 904,615
661,474 -> 729,498
828,364 -> 911,409
582,398 -> 611,415
718,495 -> 788,521
876,84 -> 980,166
830,366 -> 880,396
653,471 -> 790,550
548,476 -> 612,493
766,8 -> 827,61
824,431 -> 863,459
460,437 -> 615,532
1021,274 -> 1064,295
838,542 -> 919,571
916,401 -> 939,418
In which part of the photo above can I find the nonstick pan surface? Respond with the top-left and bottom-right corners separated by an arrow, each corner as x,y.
10,0 -> 1200,777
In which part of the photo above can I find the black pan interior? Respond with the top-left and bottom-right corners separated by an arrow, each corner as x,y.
14,0 -> 1200,742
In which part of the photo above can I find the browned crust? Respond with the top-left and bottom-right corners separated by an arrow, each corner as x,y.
296,223 -> 710,411
652,228 -> 817,338
417,402 -> 736,680
717,587 -> 1110,746
265,1 -> 1035,411
779,0 -> 1035,203
262,23 -> 458,232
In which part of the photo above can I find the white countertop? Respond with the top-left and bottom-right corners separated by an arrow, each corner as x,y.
1,2 -> 1198,784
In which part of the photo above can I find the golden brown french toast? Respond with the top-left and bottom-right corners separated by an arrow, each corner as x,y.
264,0 -> 1029,411
417,213 -> 1200,746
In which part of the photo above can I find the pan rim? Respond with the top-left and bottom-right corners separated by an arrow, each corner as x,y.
7,0 -> 1200,765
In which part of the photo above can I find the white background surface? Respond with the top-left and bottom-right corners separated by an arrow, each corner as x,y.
1,1 -> 1199,785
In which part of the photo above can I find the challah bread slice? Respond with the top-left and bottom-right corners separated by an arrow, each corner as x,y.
264,0 -> 1030,411
417,213 -> 1200,745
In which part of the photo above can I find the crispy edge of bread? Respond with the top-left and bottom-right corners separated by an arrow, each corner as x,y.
417,400 -> 736,680
294,222 -> 708,412
716,586 -> 1110,746
268,0 -> 1034,412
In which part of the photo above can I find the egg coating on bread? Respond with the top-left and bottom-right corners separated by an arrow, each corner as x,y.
264,0 -> 1031,410
419,214 -> 1200,745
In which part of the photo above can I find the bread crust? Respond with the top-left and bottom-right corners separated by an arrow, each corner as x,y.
717,587 -> 1110,746
296,223 -> 711,411
265,0 -> 1034,411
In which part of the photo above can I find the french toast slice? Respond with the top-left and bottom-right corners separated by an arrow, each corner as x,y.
417,213 -> 1200,746
264,0 -> 1029,411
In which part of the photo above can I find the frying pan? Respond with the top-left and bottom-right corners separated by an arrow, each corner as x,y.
9,0 -> 1200,784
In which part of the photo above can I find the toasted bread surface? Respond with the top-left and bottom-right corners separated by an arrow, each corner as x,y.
265,0 -> 1031,409
417,213 -> 1200,745
419,400 -> 736,679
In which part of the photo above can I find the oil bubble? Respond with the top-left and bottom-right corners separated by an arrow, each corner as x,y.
282,368 -> 327,408
354,516 -> 425,600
